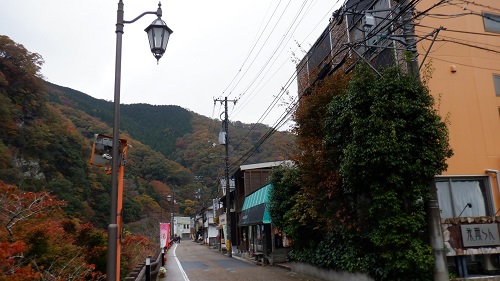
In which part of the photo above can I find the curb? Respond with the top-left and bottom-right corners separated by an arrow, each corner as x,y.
274,263 -> 291,271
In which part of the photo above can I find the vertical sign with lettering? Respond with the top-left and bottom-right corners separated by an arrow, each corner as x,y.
213,198 -> 219,217
160,223 -> 170,248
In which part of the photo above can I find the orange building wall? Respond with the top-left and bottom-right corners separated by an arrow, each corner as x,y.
416,0 -> 500,208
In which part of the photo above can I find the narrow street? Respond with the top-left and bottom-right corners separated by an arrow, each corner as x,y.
159,241 -> 320,281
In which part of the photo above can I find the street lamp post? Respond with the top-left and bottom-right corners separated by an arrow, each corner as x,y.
167,194 -> 174,239
107,2 -> 173,281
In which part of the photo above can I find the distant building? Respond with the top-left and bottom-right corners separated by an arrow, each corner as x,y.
173,216 -> 193,240
195,205 -> 218,246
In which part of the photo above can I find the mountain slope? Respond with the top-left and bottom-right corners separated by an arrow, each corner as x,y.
46,82 -> 296,190
47,82 -> 192,157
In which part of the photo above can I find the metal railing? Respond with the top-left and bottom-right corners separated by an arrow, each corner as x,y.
124,239 -> 174,280
124,250 -> 161,281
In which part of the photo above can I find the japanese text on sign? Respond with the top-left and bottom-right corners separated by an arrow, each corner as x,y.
460,224 -> 500,247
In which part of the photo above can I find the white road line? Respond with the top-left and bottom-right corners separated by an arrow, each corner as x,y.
173,244 -> 190,281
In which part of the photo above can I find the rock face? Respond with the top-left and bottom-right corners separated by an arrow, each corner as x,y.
13,156 -> 45,179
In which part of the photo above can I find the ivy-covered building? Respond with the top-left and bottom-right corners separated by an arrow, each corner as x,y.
297,0 -> 500,278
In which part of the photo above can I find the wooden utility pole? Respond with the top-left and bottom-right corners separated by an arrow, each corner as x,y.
214,97 -> 237,257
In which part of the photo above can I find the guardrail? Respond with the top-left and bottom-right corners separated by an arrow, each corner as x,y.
124,239 -> 174,281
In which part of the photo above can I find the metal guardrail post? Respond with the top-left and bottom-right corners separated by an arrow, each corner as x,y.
145,256 -> 151,281
123,250 -> 163,280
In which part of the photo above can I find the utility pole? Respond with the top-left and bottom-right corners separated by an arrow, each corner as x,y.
214,97 -> 237,257
401,0 -> 419,79
400,0 -> 448,279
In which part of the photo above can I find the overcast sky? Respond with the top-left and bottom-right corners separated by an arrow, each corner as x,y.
0,0 -> 342,130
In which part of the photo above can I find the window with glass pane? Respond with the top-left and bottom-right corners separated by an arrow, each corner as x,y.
483,12 -> 500,33
435,177 -> 492,218
494,74 -> 500,96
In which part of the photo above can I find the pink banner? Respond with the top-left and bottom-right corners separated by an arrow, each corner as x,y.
160,223 -> 170,248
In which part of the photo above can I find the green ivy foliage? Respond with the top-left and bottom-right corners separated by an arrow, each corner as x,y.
270,63 -> 452,281
324,64 -> 452,280
268,164 -> 303,240
288,227 -> 373,273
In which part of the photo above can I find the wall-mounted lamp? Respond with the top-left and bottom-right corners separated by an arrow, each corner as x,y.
458,203 -> 472,217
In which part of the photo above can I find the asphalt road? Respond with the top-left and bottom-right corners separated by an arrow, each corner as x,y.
159,241 -> 320,281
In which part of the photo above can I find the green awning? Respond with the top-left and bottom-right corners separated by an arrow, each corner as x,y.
239,184 -> 272,226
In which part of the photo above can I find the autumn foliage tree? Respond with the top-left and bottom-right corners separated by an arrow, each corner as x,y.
121,235 -> 155,280
0,182 -> 153,280
269,68 -> 352,248
0,181 -> 105,280
294,68 -> 353,236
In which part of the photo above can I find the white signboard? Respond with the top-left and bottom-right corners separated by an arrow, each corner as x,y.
460,224 -> 500,247
213,198 -> 219,217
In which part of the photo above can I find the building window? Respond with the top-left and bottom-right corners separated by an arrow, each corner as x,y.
483,12 -> 500,33
494,74 -> 500,96
435,177 -> 492,218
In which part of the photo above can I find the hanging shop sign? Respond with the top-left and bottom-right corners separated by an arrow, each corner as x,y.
460,223 -> 500,247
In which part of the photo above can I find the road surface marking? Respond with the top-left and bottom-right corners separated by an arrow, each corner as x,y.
173,244 -> 190,281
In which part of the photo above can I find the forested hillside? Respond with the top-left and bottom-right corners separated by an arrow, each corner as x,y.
0,34 -> 295,279
48,82 -> 193,158
47,81 -> 296,194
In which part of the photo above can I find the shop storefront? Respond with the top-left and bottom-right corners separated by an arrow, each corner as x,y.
239,184 -> 272,255
238,184 -> 291,263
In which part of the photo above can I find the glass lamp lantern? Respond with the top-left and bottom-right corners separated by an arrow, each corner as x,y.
145,17 -> 173,63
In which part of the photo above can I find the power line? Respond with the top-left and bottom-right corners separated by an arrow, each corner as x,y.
229,0 -> 453,168
226,0 -> 294,100
231,0 -> 310,116
415,34 -> 500,55
420,55 -> 500,72
231,0 -> 338,122
217,0 -> 282,100
454,0 -> 500,13
225,1 -> 343,153
224,0 -> 455,170
417,23 -> 500,37
228,0 -> 342,126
